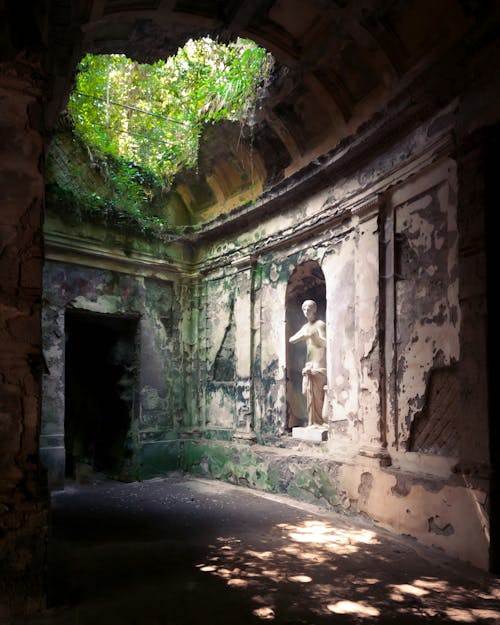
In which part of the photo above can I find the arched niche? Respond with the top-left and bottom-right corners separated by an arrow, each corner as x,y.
285,260 -> 326,431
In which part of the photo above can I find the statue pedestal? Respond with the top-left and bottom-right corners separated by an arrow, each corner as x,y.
292,426 -> 328,442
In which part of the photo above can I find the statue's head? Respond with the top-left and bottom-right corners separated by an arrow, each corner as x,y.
302,299 -> 317,321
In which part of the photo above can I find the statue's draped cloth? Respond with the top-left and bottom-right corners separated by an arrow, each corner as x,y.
302,362 -> 327,426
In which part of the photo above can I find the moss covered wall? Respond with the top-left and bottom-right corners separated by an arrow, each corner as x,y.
41,261 -> 183,486
175,436 -> 489,569
41,98 -> 491,571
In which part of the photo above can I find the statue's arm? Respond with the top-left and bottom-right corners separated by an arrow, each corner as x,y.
289,325 -> 306,344
316,321 -> 327,346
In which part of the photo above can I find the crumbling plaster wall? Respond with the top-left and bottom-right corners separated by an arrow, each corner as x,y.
36,102 -> 491,570
41,260 -> 183,486
196,106 -> 463,450
196,210 -> 382,449
188,101 -> 489,569
349,160 -> 488,568
0,3 -> 497,621
385,161 -> 460,455
192,254 -> 259,436
201,275 -> 237,429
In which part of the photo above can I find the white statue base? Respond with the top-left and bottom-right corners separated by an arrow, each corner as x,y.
292,425 -> 328,442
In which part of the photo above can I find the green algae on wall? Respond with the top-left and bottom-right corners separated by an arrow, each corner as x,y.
140,441 -> 181,479
41,260 -> 184,487
181,439 -> 341,509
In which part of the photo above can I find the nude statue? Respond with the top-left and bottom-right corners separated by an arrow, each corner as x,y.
289,299 -> 327,427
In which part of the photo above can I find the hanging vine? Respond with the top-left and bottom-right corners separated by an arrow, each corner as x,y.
68,37 -> 272,187
47,37 -> 273,237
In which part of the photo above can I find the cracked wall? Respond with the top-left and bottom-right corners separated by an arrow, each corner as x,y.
386,160 -> 460,452
1,3 -> 498,620
187,106 -> 490,570
36,101 -> 492,574
201,276 -> 237,430
41,261 -> 182,486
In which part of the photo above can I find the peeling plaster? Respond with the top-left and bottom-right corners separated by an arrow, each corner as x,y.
392,164 -> 460,449
36,111 -> 489,575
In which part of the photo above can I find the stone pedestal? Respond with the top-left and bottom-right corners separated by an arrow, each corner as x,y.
292,426 -> 328,442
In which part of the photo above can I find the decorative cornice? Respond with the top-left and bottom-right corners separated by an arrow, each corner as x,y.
192,128 -> 454,274
44,123 -> 454,282
231,254 -> 257,271
45,230 -> 192,279
351,196 -> 382,223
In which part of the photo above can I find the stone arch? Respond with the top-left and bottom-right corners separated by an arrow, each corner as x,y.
285,260 -> 326,431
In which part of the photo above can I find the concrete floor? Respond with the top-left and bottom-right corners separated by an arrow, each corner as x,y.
25,473 -> 500,625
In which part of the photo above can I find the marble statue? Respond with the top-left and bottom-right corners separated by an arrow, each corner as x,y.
289,299 -> 327,427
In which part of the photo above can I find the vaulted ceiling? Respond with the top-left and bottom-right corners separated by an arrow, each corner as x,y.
32,0 -> 500,224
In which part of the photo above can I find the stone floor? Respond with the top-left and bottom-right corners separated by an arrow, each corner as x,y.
23,473 -> 500,625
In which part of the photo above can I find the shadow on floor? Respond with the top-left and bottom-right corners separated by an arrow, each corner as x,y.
24,473 -> 500,624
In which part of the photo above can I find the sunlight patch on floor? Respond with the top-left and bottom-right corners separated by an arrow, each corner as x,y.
445,607 -> 477,622
413,577 -> 449,591
195,518 -> 500,623
279,520 -> 379,555
288,574 -> 312,583
390,583 -> 429,597
327,600 -> 380,617
252,606 -> 275,620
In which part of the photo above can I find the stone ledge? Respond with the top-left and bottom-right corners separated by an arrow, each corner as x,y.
292,426 -> 328,442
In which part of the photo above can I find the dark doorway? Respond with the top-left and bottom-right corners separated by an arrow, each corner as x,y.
64,311 -> 138,481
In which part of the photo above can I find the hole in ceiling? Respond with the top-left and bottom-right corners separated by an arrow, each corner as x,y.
46,36 -> 274,236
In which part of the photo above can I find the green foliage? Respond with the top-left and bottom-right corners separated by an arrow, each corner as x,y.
49,37 -> 272,237
45,178 -> 171,239
67,38 -> 272,187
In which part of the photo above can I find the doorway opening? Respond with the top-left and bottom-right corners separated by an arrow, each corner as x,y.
64,310 -> 139,481
285,260 -> 326,431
